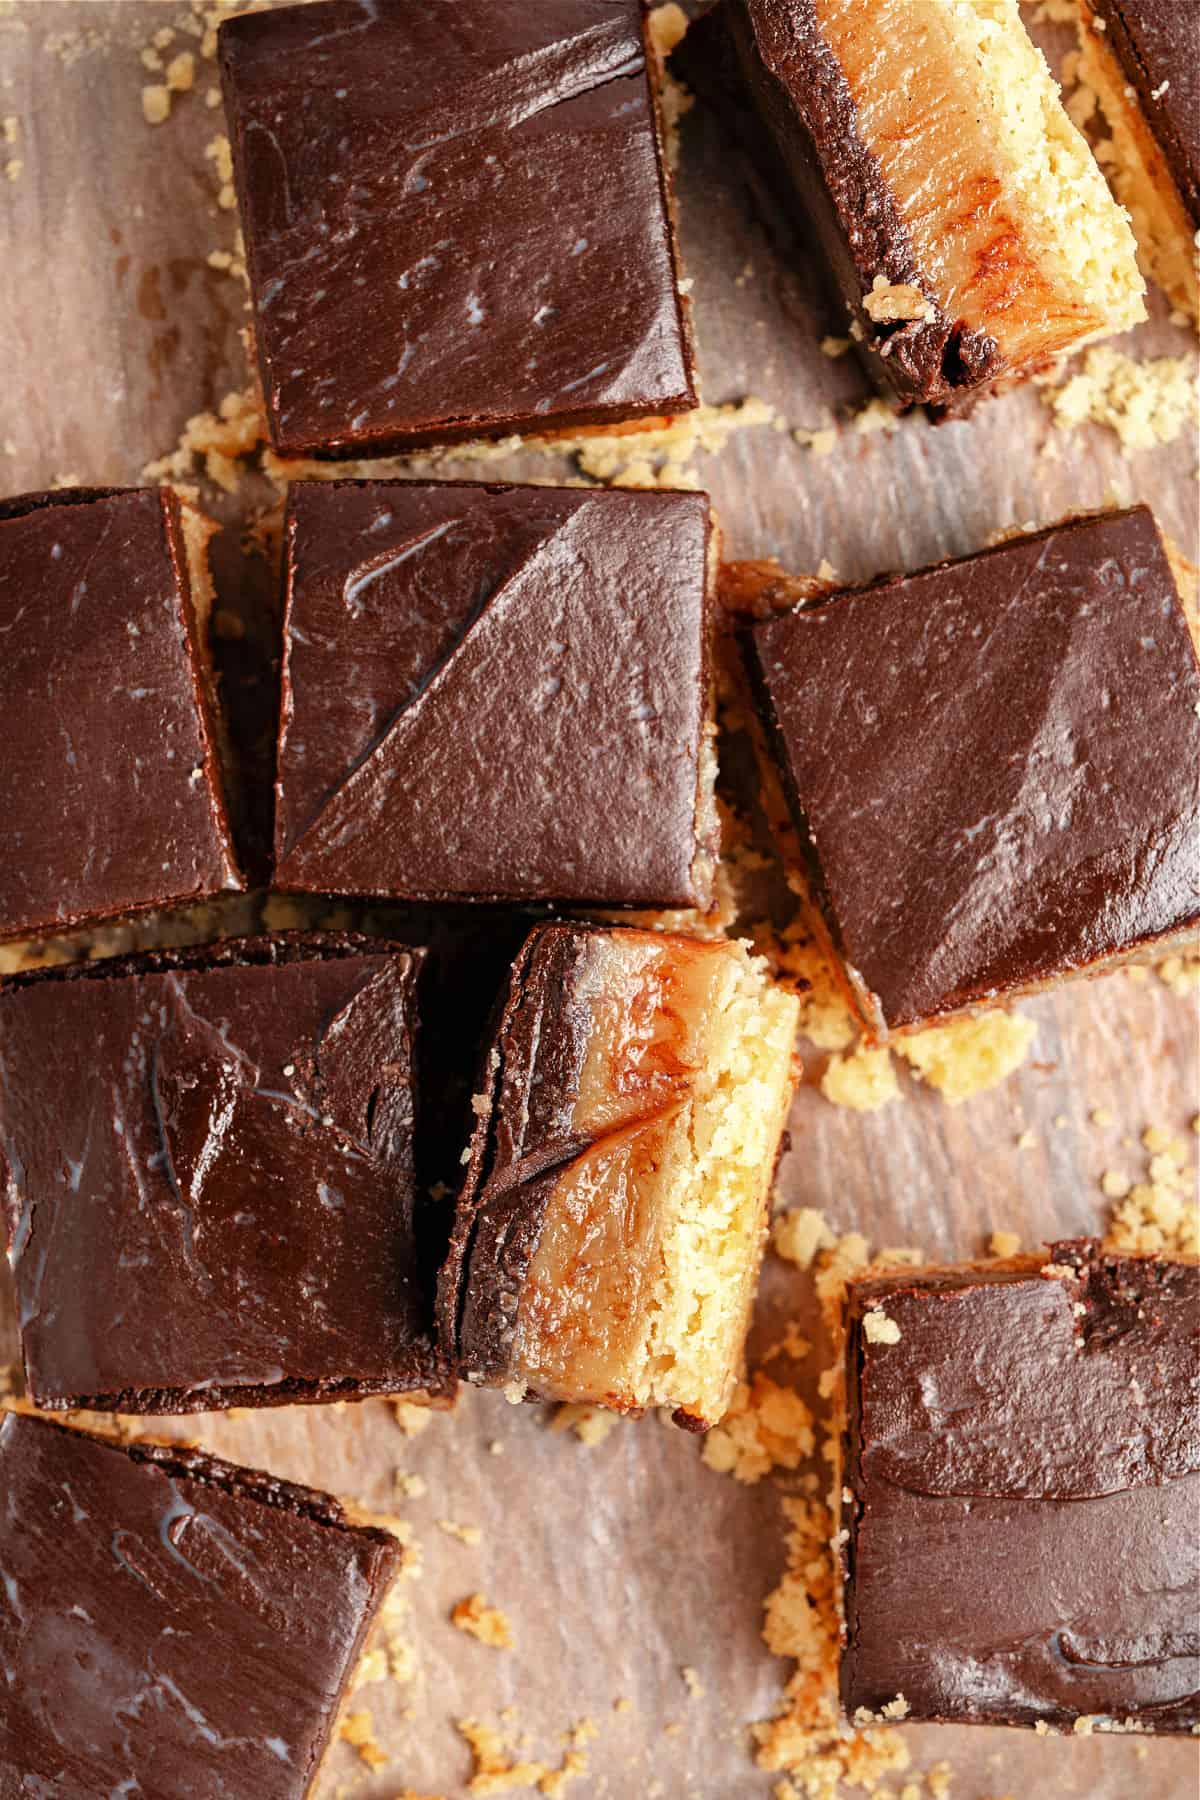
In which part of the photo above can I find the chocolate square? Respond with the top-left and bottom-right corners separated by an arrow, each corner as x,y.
272,480 -> 716,908
0,487 -> 241,942
0,934 -> 441,1411
0,1412 -> 401,1796
218,0 -> 695,457
841,1242 -> 1200,1731
744,506 -> 1200,1035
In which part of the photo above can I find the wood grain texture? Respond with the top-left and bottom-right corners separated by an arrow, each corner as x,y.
1,4 -> 1197,1796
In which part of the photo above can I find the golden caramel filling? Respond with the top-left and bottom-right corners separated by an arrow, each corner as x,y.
816,0 -> 1144,366
510,932 -> 799,1425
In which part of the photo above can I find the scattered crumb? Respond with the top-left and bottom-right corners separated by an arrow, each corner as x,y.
863,276 -> 931,323
456,1719 -> 589,1799
338,1708 -> 389,1771
390,1398 -> 435,1437
681,1666 -> 705,1700
438,1519 -> 483,1547
1016,1128 -> 1037,1150
166,49 -> 195,92
851,397 -> 901,436
1041,347 -> 1197,450
452,1594 -> 514,1650
820,1045 -> 899,1112
701,1372 -> 815,1485
550,1403 -> 621,1447
760,1320 -> 813,1367
613,1697 -> 633,1715
893,1011 -> 1037,1105
205,132 -> 236,209
1105,1123 -> 1199,1255
820,335 -> 851,358
793,422 -> 838,456
3,157 -> 21,182
394,1471 -> 427,1501
141,83 -> 171,125
489,1440 -> 505,1456
988,1230 -> 1022,1259
1091,1106 -> 1115,1128
772,1206 -> 835,1270
862,1308 -> 901,1346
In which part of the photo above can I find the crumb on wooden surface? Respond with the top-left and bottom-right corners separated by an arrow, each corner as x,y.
437,1518 -> 483,1547
701,1372 -> 815,1485
820,1045 -> 899,1112
550,1403 -> 621,1447
988,1229 -> 1022,1259
1105,1122 -> 1199,1255
772,1206 -> 835,1270
893,1010 -> 1037,1106
338,1707 -> 389,1771
456,1718 -> 590,1798
452,1593 -> 514,1650
1041,347 -> 1198,450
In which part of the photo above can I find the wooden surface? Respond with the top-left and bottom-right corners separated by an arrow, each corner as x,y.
2,5 -> 1198,1797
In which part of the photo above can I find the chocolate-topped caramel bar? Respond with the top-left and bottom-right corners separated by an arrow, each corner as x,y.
1079,0 -> 1200,320
743,506 -> 1200,1037
678,0 -> 1145,408
272,480 -> 718,910
0,934 -> 443,1412
0,1412 -> 402,1796
840,1241 -> 1200,1731
439,924 -> 800,1430
0,486 -> 241,942
219,0 -> 696,457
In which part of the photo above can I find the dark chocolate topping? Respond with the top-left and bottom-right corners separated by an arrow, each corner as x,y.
0,1411 -> 399,1797
675,0 -> 1004,407
219,0 -> 695,457
273,480 -> 714,908
841,1243 -> 1200,1730
1092,0 -> 1200,223
0,486 -> 241,942
745,506 -> 1200,1030
0,933 -> 440,1411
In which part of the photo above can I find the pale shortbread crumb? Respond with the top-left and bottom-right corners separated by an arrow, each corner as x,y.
772,1206 -> 835,1270
141,84 -> 170,124
1105,1124 -> 1199,1256
863,276 -> 931,323
338,1708 -> 389,1771
793,422 -> 838,456
820,335 -> 852,358
894,1011 -> 1037,1105
701,1373 -> 815,1484
1041,347 -> 1197,450
550,1403 -> 621,1447
456,1719 -> 590,1799
452,1594 -> 514,1650
852,397 -> 901,436
681,1665 -> 706,1699
820,1045 -> 899,1111
862,1308 -> 901,1346
989,1229 -> 1022,1258
438,1519 -> 483,1547
390,1398 -> 435,1437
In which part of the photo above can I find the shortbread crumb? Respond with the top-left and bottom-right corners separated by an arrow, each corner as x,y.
452,1594 -> 514,1650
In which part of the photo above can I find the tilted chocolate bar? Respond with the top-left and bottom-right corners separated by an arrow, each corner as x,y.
219,0 -> 696,457
0,1412 -> 401,1797
439,923 -> 799,1429
273,480 -> 718,909
0,486 -> 240,942
1080,0 -> 1200,320
677,0 -> 1144,409
0,934 -> 442,1412
840,1241 -> 1200,1731
743,506 -> 1200,1037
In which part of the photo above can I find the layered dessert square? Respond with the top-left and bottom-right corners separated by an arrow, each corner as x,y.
438,924 -> 800,1429
677,0 -> 1144,408
0,1411 -> 401,1797
1079,0 -> 1200,321
743,506 -> 1200,1037
841,1241 -> 1200,1731
218,0 -> 696,457
0,934 -> 442,1411
273,480 -> 718,909
0,486 -> 240,942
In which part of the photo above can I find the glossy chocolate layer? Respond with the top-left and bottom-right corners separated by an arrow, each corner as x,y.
0,1412 -> 400,1796
0,487 -> 240,942
219,0 -> 695,457
842,1242 -> 1200,1730
676,0 -> 1004,407
0,933 -> 442,1411
1090,0 -> 1200,223
273,480 -> 715,908
745,506 -> 1200,1033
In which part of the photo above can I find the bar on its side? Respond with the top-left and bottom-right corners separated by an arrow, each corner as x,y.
840,1241 -> 1200,1731
0,1411 -> 402,1797
0,933 -> 445,1412
676,0 -> 1144,409
742,506 -> 1200,1038
438,923 -> 800,1429
1079,0 -> 1200,322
